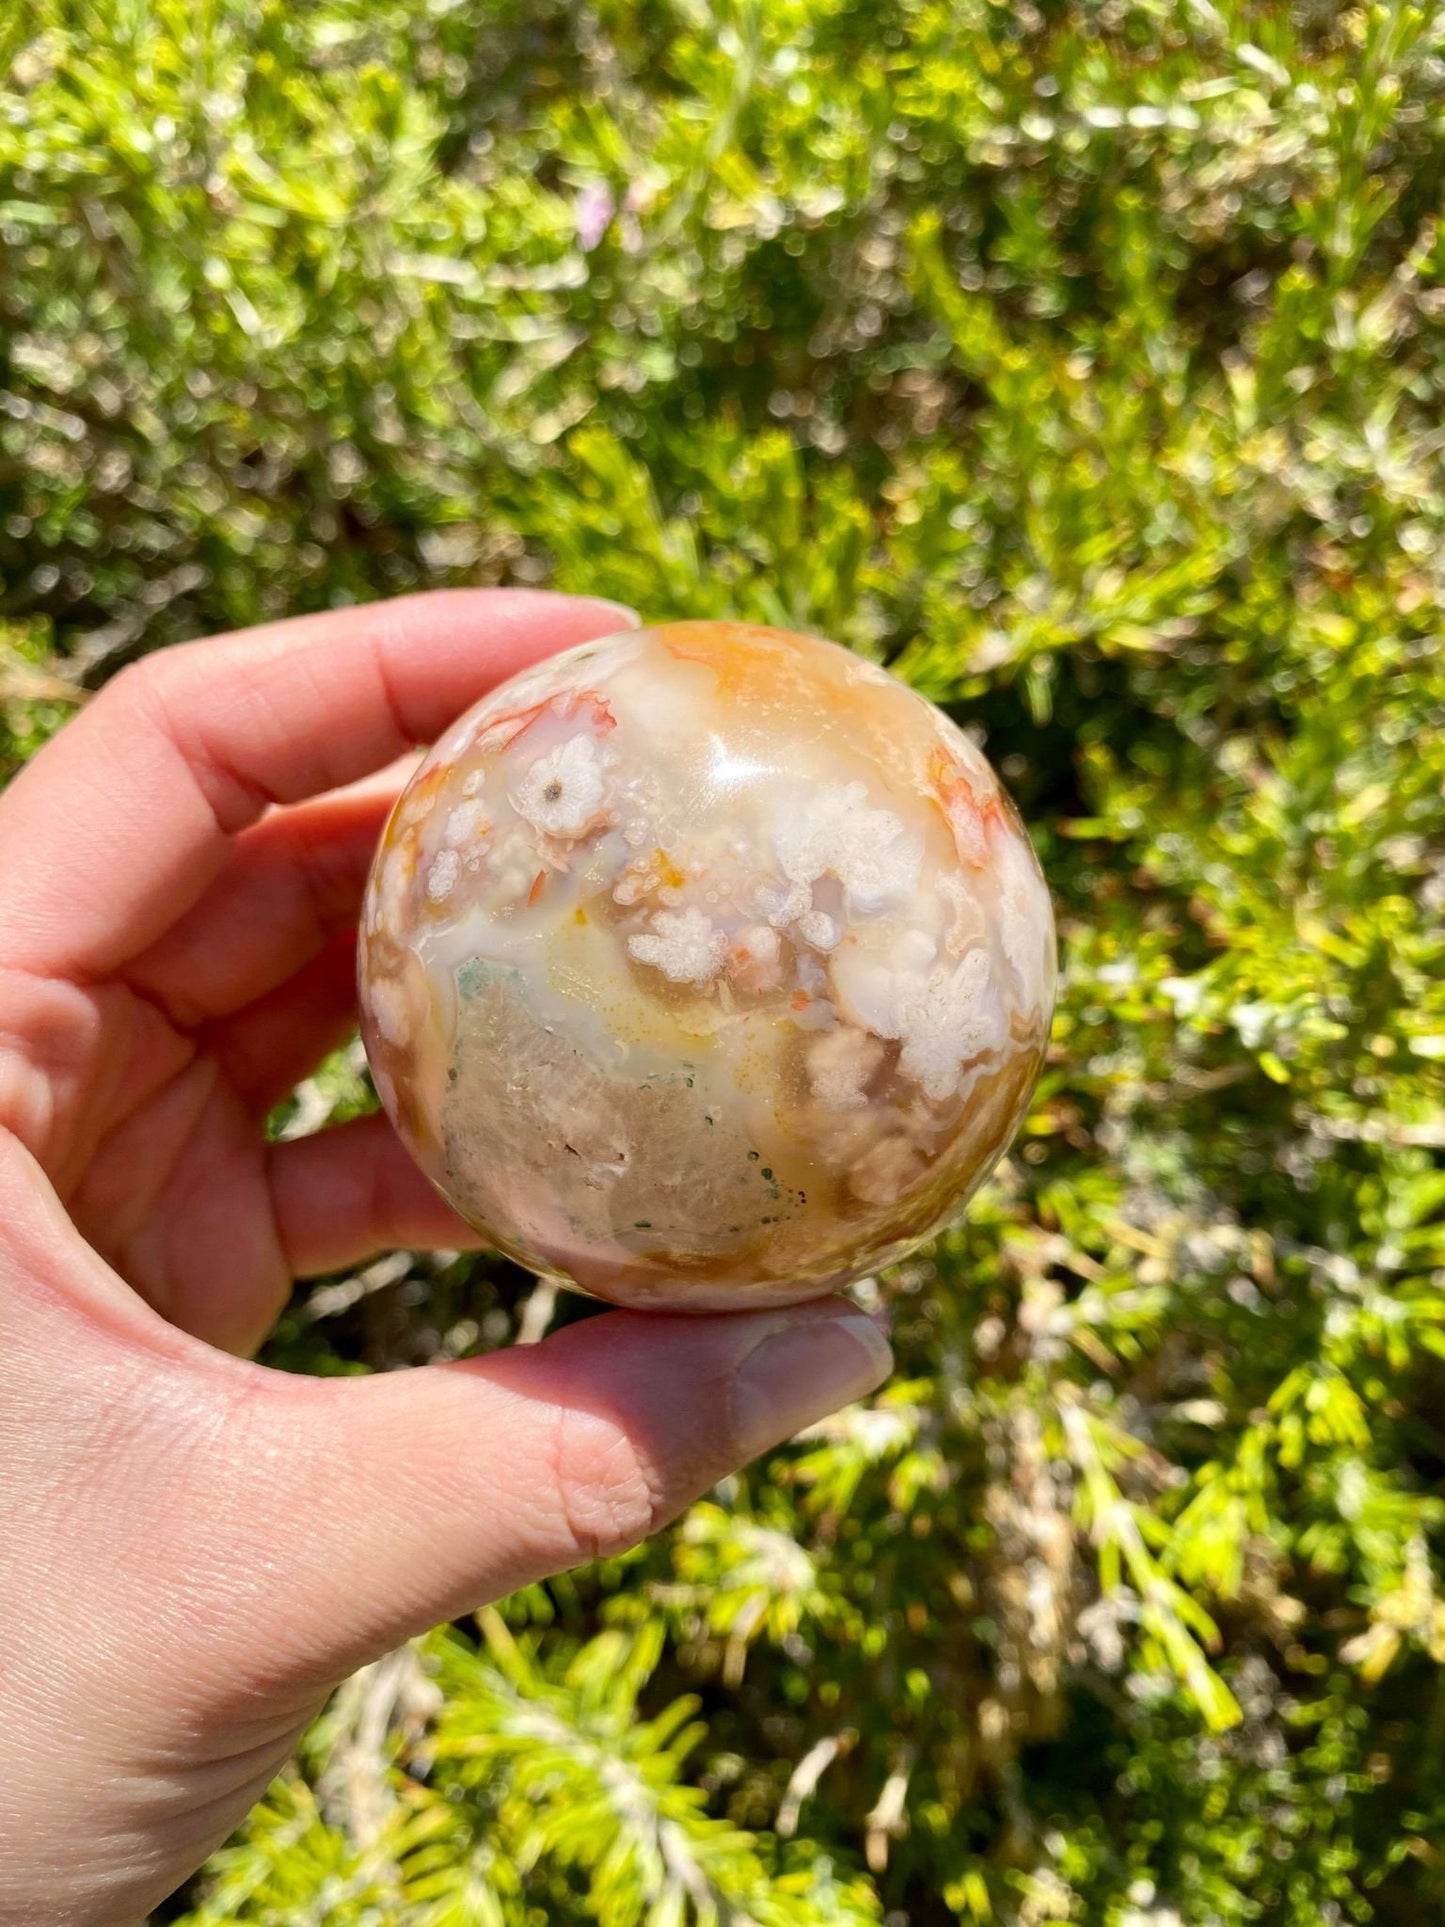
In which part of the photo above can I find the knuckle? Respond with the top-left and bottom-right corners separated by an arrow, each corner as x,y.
98,651 -> 184,743
93,657 -> 148,726
538,1403 -> 666,1566
105,650 -> 171,707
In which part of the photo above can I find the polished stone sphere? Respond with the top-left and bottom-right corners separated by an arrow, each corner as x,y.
358,621 -> 1055,1310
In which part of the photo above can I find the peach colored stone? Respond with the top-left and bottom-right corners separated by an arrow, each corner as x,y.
359,621 -> 1054,1310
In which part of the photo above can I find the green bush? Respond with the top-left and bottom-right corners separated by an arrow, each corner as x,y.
4,1 -> 1445,1920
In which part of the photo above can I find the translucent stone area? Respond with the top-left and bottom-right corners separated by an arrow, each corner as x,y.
359,621 -> 1056,1310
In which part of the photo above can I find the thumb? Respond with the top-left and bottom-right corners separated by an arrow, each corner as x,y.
235,1295 -> 892,1698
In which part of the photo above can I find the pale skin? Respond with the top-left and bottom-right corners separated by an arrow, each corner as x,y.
0,590 -> 892,1927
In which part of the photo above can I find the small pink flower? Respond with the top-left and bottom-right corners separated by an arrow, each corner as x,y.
574,180 -> 615,252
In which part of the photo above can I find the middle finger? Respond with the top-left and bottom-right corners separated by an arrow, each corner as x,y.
120,758 -> 418,1026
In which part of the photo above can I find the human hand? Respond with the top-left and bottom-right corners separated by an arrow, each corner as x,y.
0,591 -> 892,1926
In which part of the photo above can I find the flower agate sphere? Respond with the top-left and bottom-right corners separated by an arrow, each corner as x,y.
358,622 -> 1055,1311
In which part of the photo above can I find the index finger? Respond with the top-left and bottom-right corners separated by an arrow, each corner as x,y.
0,590 -> 639,978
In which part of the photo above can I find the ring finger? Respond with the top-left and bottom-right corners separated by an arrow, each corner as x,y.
121,758 -> 417,1028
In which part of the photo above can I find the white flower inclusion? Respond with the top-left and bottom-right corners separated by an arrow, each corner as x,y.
510,733 -> 609,839
426,848 -> 460,902
833,933 -> 1005,1101
992,832 -> 1053,1010
738,924 -> 780,963
890,947 -> 1002,1098
796,909 -> 840,951
628,907 -> 728,986
365,974 -> 410,1046
808,1026 -> 884,1109
773,781 -> 922,917
442,799 -> 490,849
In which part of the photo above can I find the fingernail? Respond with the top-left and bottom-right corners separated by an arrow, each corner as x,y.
583,597 -> 644,631
731,1311 -> 893,1461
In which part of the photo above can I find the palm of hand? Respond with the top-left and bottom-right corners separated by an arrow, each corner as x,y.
5,781 -> 442,1356
45,975 -> 292,1352
1,609 -> 476,1356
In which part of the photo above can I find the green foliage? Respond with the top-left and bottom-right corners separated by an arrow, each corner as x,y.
183,1619 -> 877,1927
0,612 -> 79,776
2,0 -> 1444,1919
